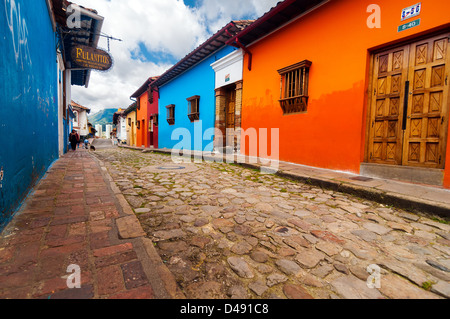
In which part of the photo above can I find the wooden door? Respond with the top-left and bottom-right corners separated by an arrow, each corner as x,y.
368,45 -> 410,164
403,34 -> 450,168
367,33 -> 450,169
141,119 -> 146,147
225,89 -> 236,147
131,122 -> 135,146
150,118 -> 154,147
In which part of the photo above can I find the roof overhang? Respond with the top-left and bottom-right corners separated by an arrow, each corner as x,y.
123,103 -> 137,116
71,103 -> 91,114
113,111 -> 126,125
153,20 -> 253,88
45,0 -> 57,32
131,77 -> 159,99
226,0 -> 329,47
59,2 -> 104,88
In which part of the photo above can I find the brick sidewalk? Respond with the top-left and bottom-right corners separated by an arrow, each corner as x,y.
0,149 -> 179,299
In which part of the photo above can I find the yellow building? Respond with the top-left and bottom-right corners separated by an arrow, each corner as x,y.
123,103 -> 137,147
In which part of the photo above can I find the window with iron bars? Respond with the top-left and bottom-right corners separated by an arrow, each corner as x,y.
166,104 -> 175,125
277,60 -> 312,114
151,114 -> 158,127
187,95 -> 200,122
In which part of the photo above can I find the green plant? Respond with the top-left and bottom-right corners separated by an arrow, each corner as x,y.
422,281 -> 435,291
431,217 -> 449,225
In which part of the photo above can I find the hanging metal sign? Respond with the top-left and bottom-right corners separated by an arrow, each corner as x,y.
70,45 -> 112,71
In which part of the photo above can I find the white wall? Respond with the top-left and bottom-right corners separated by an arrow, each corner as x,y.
211,49 -> 243,89
95,124 -> 102,138
117,117 -> 127,141
78,110 -> 89,136
73,110 -> 79,127
105,125 -> 112,139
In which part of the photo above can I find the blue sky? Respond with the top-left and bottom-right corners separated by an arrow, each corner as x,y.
129,0 -> 276,67
183,0 -> 198,8
70,0 -> 280,113
131,42 -> 179,66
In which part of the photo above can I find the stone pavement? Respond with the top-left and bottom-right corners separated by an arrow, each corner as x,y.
121,145 -> 450,217
94,147 -> 450,299
1,146 -> 449,299
0,148 -> 182,299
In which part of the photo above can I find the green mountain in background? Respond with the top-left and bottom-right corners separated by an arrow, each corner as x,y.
88,108 -> 117,130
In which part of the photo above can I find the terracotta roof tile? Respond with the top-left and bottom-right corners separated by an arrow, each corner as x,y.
227,0 -> 327,46
153,20 -> 254,88
71,100 -> 90,111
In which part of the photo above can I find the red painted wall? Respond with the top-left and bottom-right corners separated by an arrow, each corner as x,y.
148,88 -> 159,149
136,89 -> 159,148
241,0 -> 450,188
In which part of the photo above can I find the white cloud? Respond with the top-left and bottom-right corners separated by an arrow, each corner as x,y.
195,0 -> 279,32
70,0 -> 279,114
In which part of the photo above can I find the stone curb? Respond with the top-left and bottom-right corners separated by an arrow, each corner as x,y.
90,153 -> 185,299
118,145 -> 450,218
140,238 -> 186,299
272,170 -> 450,218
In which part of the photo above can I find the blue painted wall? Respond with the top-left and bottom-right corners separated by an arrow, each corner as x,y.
158,46 -> 237,152
0,0 -> 59,231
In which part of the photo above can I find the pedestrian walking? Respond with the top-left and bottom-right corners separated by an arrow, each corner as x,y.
76,132 -> 80,149
69,130 -> 78,151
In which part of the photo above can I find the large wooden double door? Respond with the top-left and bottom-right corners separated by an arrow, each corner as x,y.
368,33 -> 450,168
225,87 -> 236,148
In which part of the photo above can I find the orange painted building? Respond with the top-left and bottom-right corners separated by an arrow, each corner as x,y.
136,91 -> 149,148
229,0 -> 450,188
132,77 -> 159,148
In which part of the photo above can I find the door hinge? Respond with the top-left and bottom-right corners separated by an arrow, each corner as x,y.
370,152 -> 373,159
442,116 -> 445,125
439,156 -> 442,164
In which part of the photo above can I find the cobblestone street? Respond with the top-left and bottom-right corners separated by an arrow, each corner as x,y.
92,147 -> 450,299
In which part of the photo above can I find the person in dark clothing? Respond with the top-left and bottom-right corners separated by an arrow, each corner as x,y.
69,130 -> 78,151
76,132 -> 80,149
